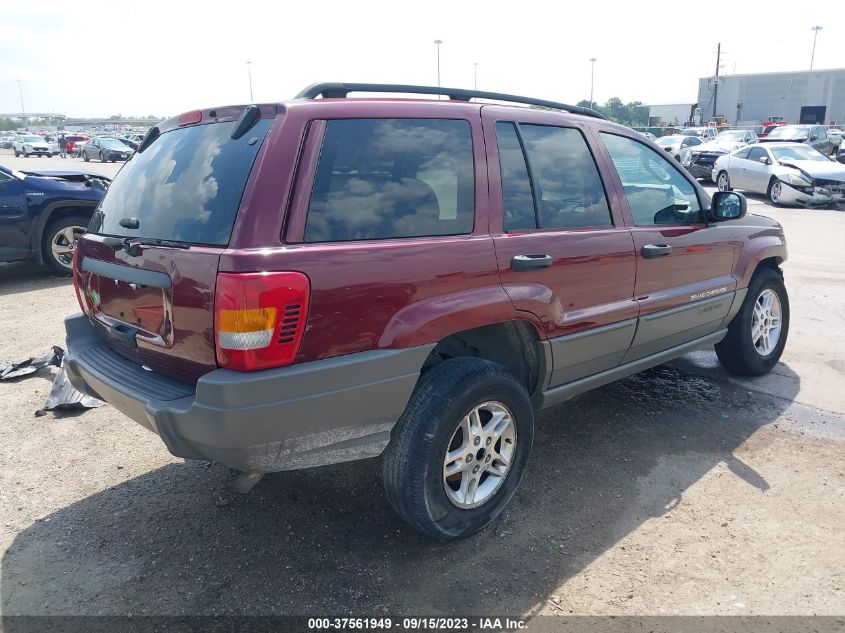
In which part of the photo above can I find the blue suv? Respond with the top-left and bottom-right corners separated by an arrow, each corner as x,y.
0,165 -> 109,275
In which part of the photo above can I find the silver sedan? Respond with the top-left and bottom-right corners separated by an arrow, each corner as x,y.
712,142 -> 845,207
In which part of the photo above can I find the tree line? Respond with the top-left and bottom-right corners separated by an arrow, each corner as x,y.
576,98 -> 649,126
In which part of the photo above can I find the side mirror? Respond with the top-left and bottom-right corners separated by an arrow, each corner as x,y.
759,156 -> 771,165
710,191 -> 747,221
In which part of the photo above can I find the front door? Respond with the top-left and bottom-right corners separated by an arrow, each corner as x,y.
596,131 -> 738,361
482,107 -> 637,388
742,146 -> 774,194
0,172 -> 30,262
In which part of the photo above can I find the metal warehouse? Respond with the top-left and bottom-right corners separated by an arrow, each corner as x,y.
697,67 -> 845,127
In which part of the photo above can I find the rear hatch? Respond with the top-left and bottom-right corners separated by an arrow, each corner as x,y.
75,106 -> 276,383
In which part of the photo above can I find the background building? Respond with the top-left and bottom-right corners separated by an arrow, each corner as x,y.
697,67 -> 845,127
646,103 -> 697,126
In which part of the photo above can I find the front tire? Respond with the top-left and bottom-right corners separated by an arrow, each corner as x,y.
716,267 -> 789,376
42,215 -> 89,276
716,171 -> 732,191
383,357 -> 534,541
767,179 -> 782,206
83,151 -> 89,162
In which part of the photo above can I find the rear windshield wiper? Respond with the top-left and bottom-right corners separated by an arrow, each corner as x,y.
102,236 -> 190,255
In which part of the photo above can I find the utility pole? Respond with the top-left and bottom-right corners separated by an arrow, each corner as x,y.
473,62 -> 478,90
434,40 -> 443,89
246,61 -> 254,101
589,58 -> 596,106
810,26 -> 823,70
712,43 -> 721,119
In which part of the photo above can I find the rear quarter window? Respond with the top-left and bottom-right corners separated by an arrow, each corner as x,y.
304,118 -> 474,242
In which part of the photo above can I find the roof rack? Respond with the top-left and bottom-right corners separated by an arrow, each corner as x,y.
295,82 -> 607,120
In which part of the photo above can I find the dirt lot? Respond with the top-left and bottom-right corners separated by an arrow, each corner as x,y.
0,156 -> 843,620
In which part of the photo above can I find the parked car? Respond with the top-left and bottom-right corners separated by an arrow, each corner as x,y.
0,134 -> 16,149
64,135 -> 89,155
827,128 -> 842,150
65,82 -> 788,541
13,134 -> 51,157
0,164 -> 110,274
681,126 -> 718,141
80,137 -> 135,162
759,124 -> 835,155
117,137 -> 139,151
713,142 -> 845,207
639,131 -> 657,141
681,129 -> 758,180
656,134 -> 703,161
838,142 -> 845,165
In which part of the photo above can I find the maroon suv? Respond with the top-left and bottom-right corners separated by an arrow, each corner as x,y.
65,83 -> 789,541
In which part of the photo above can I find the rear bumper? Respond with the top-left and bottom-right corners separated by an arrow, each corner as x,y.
64,314 -> 432,472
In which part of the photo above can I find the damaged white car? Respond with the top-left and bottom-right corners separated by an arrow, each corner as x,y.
713,142 -> 845,207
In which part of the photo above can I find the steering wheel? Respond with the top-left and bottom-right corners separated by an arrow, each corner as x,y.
641,155 -> 673,183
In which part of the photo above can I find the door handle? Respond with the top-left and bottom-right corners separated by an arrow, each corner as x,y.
641,244 -> 673,259
511,254 -> 553,272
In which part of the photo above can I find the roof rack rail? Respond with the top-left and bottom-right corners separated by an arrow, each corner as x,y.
295,82 -> 607,120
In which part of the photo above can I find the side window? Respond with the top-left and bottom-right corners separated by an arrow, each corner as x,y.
600,133 -> 702,226
518,124 -> 612,228
495,122 -> 536,231
747,147 -> 768,162
304,119 -> 474,242
733,147 -> 752,160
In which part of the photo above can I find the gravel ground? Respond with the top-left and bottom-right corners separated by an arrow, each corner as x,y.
0,160 -> 843,618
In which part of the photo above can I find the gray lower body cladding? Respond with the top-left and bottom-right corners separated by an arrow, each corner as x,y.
64,314 -> 434,472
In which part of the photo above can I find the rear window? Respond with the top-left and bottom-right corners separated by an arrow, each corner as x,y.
93,118 -> 272,246
304,119 -> 474,242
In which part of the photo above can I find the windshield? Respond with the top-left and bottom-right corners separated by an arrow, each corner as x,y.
23,136 -> 42,142
656,136 -> 680,146
93,118 -> 272,246
768,126 -> 809,140
682,129 -> 703,137
772,146 -> 830,162
98,138 -> 127,148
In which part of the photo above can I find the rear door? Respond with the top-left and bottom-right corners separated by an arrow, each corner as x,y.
482,107 -> 637,387
76,109 -> 276,382
595,130 -> 737,361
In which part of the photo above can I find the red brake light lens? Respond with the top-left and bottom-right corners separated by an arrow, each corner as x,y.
178,109 -> 203,126
72,245 -> 85,312
214,272 -> 310,371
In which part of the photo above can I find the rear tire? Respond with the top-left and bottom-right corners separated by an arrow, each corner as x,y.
382,357 -> 534,541
42,215 -> 89,277
83,152 -> 89,162
716,267 -> 789,376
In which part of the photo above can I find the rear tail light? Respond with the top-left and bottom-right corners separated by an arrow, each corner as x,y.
214,272 -> 310,371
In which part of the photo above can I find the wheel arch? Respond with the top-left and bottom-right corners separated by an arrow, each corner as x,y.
30,200 -> 98,265
420,320 -> 546,400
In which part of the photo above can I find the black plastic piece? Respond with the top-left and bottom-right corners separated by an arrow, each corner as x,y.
119,217 -> 140,229
136,126 -> 160,154
511,254 -> 553,271
231,105 -> 261,140
101,236 -> 125,251
295,82 -> 607,120
82,257 -> 172,288
109,323 -> 139,348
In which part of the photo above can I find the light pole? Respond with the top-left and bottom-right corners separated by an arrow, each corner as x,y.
17,80 -> 26,129
473,62 -> 478,90
434,40 -> 443,89
810,26 -> 823,70
589,58 -> 596,106
246,61 -> 254,101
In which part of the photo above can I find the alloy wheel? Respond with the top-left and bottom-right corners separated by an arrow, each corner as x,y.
50,225 -> 85,270
751,289 -> 782,356
443,401 -> 517,509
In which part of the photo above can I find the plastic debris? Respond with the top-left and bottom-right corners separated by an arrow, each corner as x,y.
0,346 -> 63,380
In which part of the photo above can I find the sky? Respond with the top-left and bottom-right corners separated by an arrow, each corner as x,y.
1,0 -> 843,118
